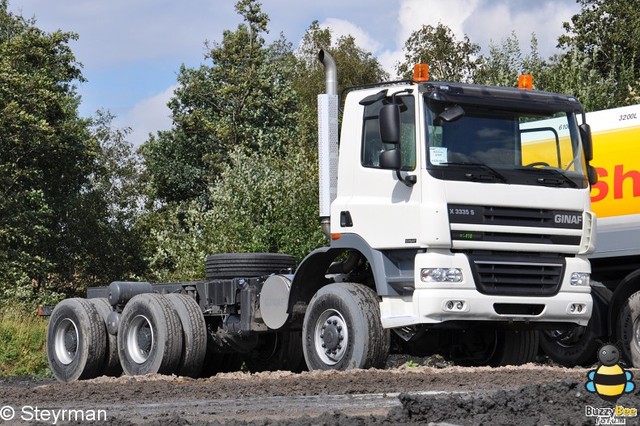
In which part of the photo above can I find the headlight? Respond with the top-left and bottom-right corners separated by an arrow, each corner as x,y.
570,272 -> 590,286
421,268 -> 463,283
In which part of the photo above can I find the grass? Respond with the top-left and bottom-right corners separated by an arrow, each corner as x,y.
0,305 -> 51,377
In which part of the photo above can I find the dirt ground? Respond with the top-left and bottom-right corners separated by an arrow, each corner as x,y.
1,357 -> 639,425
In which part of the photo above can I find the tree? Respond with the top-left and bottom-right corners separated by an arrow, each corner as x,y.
396,23 -> 480,82
557,0 -> 640,108
293,21 -> 389,147
474,33 -> 545,87
140,0 -> 300,205
0,1 -> 98,303
70,111 -> 147,287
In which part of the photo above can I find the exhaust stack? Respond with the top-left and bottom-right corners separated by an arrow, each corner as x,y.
317,49 -> 339,238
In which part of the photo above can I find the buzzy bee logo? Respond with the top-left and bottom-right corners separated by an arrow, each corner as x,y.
584,344 -> 637,425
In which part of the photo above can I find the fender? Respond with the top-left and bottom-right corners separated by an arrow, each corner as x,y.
287,246 -> 342,315
287,233 -> 419,315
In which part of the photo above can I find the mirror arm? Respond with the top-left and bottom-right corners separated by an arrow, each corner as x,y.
396,170 -> 416,187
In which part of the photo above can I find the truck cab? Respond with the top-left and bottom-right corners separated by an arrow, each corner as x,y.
325,75 -> 596,334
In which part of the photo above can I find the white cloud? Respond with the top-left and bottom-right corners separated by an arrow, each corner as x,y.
319,18 -> 382,53
117,85 -> 177,147
397,0 -> 481,44
463,1 -> 579,57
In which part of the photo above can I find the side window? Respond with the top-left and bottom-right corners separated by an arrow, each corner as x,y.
361,96 -> 416,170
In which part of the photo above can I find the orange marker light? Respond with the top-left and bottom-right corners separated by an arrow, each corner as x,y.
518,74 -> 533,90
413,64 -> 429,82
331,233 -> 341,240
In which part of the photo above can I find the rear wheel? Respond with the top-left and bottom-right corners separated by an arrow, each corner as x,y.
205,253 -> 296,280
88,298 -> 122,377
454,329 -> 538,367
495,330 -> 539,366
46,298 -> 107,383
244,331 -> 306,373
117,293 -> 183,376
617,290 -> 640,367
302,283 -> 389,370
539,322 -> 599,367
165,294 -> 207,377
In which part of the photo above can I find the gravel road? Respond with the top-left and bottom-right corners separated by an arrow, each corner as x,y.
1,360 -> 639,425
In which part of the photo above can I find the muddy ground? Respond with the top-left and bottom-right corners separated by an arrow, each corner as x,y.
1,358 -> 639,425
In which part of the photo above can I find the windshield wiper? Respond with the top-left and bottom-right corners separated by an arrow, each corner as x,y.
536,168 -> 578,188
517,166 -> 579,188
440,162 -> 507,183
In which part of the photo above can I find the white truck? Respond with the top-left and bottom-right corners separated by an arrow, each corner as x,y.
46,50 -> 597,382
539,103 -> 640,367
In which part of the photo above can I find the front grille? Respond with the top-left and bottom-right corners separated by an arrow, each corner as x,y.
469,252 -> 564,296
448,205 -> 583,229
448,204 -> 583,248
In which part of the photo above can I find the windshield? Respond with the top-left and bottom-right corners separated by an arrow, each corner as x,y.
425,100 -> 588,188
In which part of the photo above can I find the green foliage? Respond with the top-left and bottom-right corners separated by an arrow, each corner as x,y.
140,0 -> 300,205
0,305 -> 49,377
475,33 -> 545,87
73,110 -> 147,286
397,23 -> 480,82
0,1 -> 97,303
143,144 -> 325,282
555,0 -> 640,108
294,20 -> 389,140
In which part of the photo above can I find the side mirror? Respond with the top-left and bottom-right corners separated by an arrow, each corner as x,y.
579,123 -> 593,162
379,149 -> 401,170
587,165 -> 598,186
379,104 -> 400,144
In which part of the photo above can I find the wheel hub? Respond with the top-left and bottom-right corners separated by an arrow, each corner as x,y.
137,325 -> 152,355
54,318 -> 79,365
321,319 -> 342,351
127,315 -> 154,364
64,328 -> 78,354
315,311 -> 348,365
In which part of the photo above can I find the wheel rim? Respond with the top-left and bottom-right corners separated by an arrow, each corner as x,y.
633,315 -> 640,352
543,327 -> 585,348
126,315 -> 154,364
54,318 -> 79,365
314,309 -> 348,366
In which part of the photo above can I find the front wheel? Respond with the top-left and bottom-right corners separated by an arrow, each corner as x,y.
302,283 -> 389,371
617,290 -> 640,367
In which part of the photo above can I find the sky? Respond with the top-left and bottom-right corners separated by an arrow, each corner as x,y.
10,0 -> 581,146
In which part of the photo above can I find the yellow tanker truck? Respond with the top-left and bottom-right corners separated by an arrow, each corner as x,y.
539,104 -> 640,367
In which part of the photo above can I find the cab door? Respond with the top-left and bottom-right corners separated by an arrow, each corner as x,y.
344,93 -> 422,249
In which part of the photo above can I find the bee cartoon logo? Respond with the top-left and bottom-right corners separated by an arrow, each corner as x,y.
585,344 -> 635,402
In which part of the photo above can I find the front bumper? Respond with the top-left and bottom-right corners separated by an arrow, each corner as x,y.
379,251 -> 592,328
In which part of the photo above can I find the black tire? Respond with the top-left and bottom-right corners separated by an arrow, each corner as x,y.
539,320 -> 600,367
205,253 -> 296,280
493,330 -> 539,366
200,331 -> 244,377
88,298 -> 122,377
244,331 -> 306,373
617,290 -> 640,367
165,294 -> 207,377
46,298 -> 107,383
117,293 -> 183,376
454,329 -> 538,367
302,283 -> 390,370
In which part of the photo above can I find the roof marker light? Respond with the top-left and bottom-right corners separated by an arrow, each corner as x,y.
518,74 -> 533,90
413,64 -> 429,82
